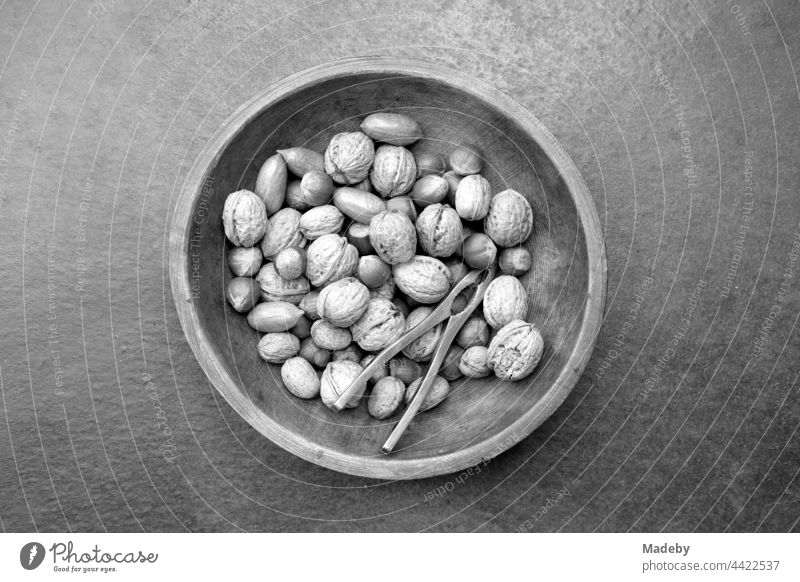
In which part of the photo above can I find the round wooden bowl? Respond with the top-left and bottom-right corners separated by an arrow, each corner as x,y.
169,57 -> 606,480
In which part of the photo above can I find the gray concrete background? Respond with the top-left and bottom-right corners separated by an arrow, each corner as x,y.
0,0 -> 798,532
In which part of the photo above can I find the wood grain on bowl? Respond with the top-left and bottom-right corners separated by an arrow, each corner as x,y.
169,57 -> 606,480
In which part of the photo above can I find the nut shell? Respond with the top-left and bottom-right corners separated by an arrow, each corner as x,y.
350,298 -> 405,351
405,376 -> 450,412
392,256 -> 451,304
320,360 -> 365,409
281,357 -> 320,399
226,277 -> 261,313
416,203 -> 463,258
228,246 -> 263,277
459,346 -> 491,378
222,190 -> 268,247
484,189 -> 534,247
259,207 -> 306,259
254,153 -> 287,215
402,307 -> 443,362
369,210 -> 417,265
360,113 -> 423,146
368,376 -> 406,419
324,131 -> 375,184
487,320 -> 544,381
483,275 -> 529,329
247,301 -> 304,332
455,174 -> 492,220
311,319 -> 352,351
371,145 -> 417,197
316,277 -> 370,327
299,205 -> 344,240
257,333 -> 300,364
304,234 -> 358,287
255,262 -> 310,304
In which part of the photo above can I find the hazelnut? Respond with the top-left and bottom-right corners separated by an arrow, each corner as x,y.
274,246 -> 306,280
487,320 -> 544,381
405,376 -> 450,412
440,345 -> 464,380
311,319 -> 352,351
455,317 -> 490,348
369,210 -> 417,265
360,113 -> 423,146
226,277 -> 261,313
386,196 -> 418,223
413,151 -> 447,178
299,290 -> 321,320
350,298 -> 406,351
316,277 -> 370,327
499,247 -> 533,276
459,346 -> 491,378
448,144 -> 483,175
257,333 -> 300,364
299,171 -> 334,207
332,343 -> 365,363
402,307 -> 443,362
443,171 -> 462,206
299,205 -> 344,240
346,222 -> 375,255
259,207 -> 305,259
255,262 -> 310,304
368,376 -> 406,419
484,189 -> 533,247
290,315 -> 312,339
392,296 -> 411,318
393,255 -> 452,304
281,357 -> 320,399
298,337 -> 330,368
320,360 -> 365,410
254,153 -> 287,216
389,356 -> 423,385
416,204 -> 463,257
304,234 -> 358,287
284,179 -> 308,211
324,131 -> 375,184
246,301 -> 304,332
371,145 -> 417,197
228,246 -> 263,277
462,233 -> 497,269
444,257 -> 469,287
277,147 -> 324,177
483,275 -> 529,329
455,174 -> 492,220
411,175 -> 449,208
222,190 -> 268,247
358,255 -> 391,288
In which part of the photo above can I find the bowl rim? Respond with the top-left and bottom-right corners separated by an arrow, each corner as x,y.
169,56 -> 607,480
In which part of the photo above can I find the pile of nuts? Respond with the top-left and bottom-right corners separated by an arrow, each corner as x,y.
221,112 -> 544,420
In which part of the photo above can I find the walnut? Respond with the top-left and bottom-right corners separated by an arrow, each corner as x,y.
392,255 -> 451,304
405,375 -> 450,412
350,298 -> 405,351
310,319 -> 352,351
259,207 -> 305,259
483,275 -> 529,329
320,360 -> 365,409
369,210 -> 417,265
416,204 -> 463,257
455,174 -> 491,220
486,319 -> 544,381
257,333 -> 300,364
280,357 -> 320,399
459,346 -> 491,378
316,277 -> 370,327
324,131 -> 375,184
402,307 -> 443,362
255,262 -> 310,305
484,189 -> 533,247
371,145 -> 417,197
222,190 -> 268,247
304,234 -> 358,287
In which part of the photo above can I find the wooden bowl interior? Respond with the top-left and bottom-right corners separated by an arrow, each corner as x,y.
188,72 -> 588,471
